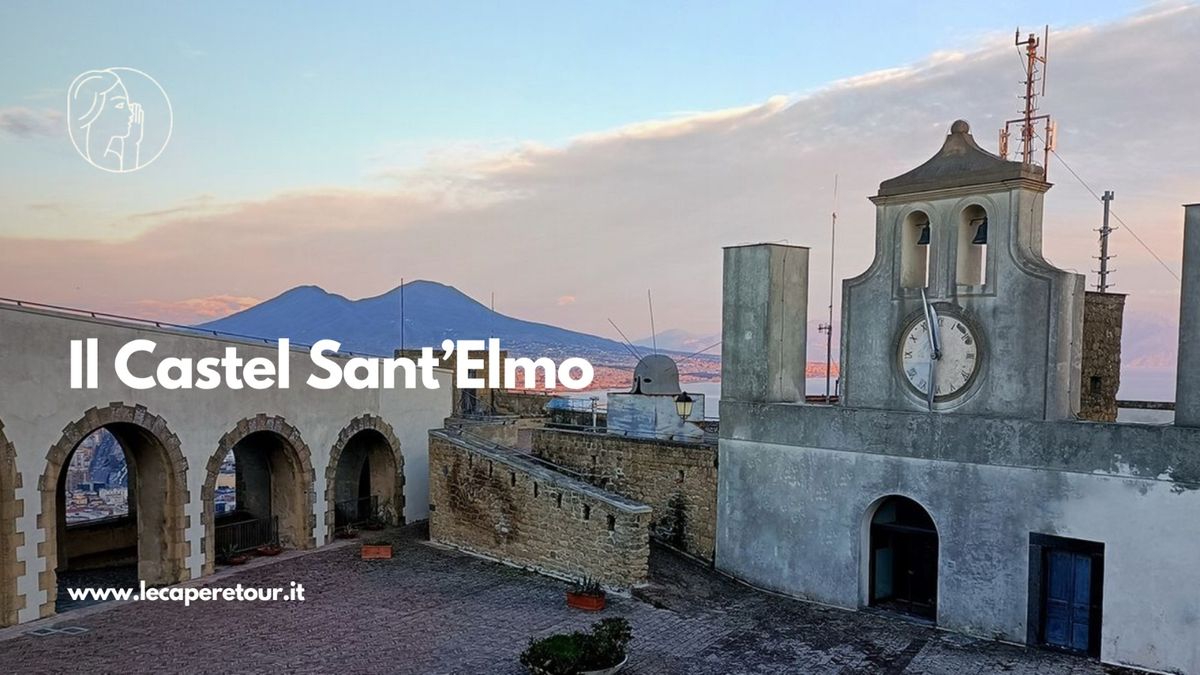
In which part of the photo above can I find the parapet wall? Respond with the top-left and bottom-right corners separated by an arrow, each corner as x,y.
428,430 -> 650,589
531,428 -> 717,561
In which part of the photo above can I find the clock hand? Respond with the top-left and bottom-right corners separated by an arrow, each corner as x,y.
920,288 -> 940,412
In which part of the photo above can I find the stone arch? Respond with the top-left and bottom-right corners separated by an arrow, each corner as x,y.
324,414 -> 404,539
38,404 -> 190,618
200,414 -> 315,574
0,420 -> 25,627
861,494 -> 939,621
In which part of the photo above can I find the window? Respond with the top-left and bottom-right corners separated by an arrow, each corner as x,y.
957,205 -> 988,286
901,211 -> 931,289
582,504 -> 591,520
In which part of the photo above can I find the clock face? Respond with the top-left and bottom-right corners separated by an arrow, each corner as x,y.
898,310 -> 981,402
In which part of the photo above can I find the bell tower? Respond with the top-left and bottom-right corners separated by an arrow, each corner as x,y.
839,120 -> 1085,420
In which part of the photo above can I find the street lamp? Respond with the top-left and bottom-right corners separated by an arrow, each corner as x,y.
674,391 -> 694,420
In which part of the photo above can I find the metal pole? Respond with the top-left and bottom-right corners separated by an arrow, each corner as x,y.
825,175 -> 838,402
1098,191 -> 1115,292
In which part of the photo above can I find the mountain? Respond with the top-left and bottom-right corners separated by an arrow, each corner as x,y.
634,329 -> 722,356
199,282 -> 717,376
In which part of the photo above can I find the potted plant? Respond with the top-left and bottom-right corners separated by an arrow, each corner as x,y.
335,525 -> 358,540
220,545 -> 250,566
361,538 -> 393,560
566,577 -> 606,611
520,618 -> 631,675
362,515 -> 387,531
255,543 -> 283,556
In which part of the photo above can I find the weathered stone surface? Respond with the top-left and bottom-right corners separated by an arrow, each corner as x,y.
428,430 -> 650,588
1079,292 -> 1125,422
531,428 -> 717,561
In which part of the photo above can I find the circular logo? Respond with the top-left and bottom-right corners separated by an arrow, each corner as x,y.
67,68 -> 172,173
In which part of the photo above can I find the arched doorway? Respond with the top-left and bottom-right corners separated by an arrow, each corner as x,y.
325,416 -> 404,538
867,495 -> 938,620
40,405 -> 188,615
0,421 -> 22,627
201,416 -> 314,573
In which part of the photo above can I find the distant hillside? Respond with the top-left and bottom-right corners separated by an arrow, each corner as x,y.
199,281 -> 720,382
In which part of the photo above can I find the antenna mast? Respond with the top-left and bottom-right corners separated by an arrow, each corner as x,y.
818,174 -> 838,403
647,290 -> 658,355
1096,191 -> 1117,292
1000,26 -> 1056,178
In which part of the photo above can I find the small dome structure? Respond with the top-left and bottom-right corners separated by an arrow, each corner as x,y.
631,354 -> 681,395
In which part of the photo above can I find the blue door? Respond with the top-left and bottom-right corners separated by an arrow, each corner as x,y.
1043,550 -> 1093,652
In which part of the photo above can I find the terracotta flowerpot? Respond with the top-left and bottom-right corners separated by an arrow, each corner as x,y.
227,554 -> 250,566
566,591 -> 606,611
361,544 -> 393,560
255,545 -> 283,557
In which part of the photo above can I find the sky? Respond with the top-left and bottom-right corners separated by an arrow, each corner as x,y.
0,1 -> 1195,377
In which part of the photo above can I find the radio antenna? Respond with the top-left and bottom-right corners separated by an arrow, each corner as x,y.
1000,26 -> 1056,178
817,174 -> 838,402
647,290 -> 658,355
607,318 -> 643,360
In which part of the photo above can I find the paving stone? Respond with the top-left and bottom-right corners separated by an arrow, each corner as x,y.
0,524 -> 1137,674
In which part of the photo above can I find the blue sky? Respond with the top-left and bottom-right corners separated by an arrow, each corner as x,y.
1,0 -> 1147,234
1,0 -> 1195,387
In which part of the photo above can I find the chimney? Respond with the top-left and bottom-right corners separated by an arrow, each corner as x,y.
1176,204 -> 1200,427
1079,291 -> 1126,422
721,243 -> 809,403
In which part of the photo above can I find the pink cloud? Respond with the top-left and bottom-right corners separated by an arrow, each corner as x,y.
133,295 -> 262,323
0,4 -> 1195,376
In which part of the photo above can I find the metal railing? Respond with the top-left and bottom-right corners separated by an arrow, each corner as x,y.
215,515 -> 278,555
334,495 -> 379,529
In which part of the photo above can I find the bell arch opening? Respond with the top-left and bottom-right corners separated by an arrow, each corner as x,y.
900,210 -> 932,289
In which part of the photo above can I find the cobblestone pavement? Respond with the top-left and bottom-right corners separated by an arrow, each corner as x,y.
0,524 -> 1136,674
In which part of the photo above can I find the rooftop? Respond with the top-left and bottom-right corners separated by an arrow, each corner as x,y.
877,120 -> 1046,197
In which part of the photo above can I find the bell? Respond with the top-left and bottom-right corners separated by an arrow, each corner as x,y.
971,217 -> 988,245
916,222 -> 931,246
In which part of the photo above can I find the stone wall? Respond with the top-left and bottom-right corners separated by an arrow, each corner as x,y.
493,390 -> 555,417
1080,291 -> 1126,422
428,430 -> 650,589
531,428 -> 717,561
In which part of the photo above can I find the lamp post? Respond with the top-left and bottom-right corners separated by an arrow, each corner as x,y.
674,391 -> 694,420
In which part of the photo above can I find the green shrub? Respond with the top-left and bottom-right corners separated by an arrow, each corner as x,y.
520,618 -> 632,674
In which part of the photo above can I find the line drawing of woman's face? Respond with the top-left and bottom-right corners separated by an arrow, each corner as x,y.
98,81 -> 134,138
68,67 -> 169,173
70,69 -> 136,170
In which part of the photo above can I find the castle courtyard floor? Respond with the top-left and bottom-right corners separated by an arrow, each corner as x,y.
0,524 -> 1134,674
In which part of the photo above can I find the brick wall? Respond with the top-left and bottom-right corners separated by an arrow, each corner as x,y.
531,428 -> 717,561
428,431 -> 650,589
1080,291 -> 1126,422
